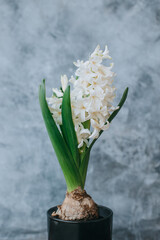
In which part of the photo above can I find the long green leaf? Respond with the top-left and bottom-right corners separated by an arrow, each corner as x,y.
39,79 -> 82,192
80,87 -> 129,187
61,86 -> 80,167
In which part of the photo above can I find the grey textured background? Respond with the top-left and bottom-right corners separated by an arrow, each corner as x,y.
0,0 -> 160,239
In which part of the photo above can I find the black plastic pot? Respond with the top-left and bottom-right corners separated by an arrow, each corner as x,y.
47,205 -> 113,240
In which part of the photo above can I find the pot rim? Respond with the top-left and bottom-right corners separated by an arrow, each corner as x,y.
47,205 -> 113,224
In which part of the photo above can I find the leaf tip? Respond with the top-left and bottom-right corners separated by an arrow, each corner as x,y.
125,87 -> 129,98
42,79 -> 45,85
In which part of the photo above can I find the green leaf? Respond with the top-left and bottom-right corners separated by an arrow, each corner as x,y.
39,79 -> 82,192
61,86 -> 80,167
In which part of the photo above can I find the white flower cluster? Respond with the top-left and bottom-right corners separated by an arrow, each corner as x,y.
47,45 -> 118,148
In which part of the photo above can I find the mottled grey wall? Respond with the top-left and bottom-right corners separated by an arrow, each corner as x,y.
0,0 -> 160,239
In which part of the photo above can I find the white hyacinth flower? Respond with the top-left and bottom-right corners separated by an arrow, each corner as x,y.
47,45 -> 118,148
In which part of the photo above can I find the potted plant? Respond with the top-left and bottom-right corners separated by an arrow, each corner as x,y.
39,45 -> 128,240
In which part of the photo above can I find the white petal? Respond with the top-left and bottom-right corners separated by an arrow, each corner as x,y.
101,121 -> 110,130
80,128 -> 90,135
89,128 -> 99,139
103,45 -> 112,59
52,88 -> 63,97
109,106 -> 119,112
83,139 -> 89,147
61,75 -> 68,92
78,140 -> 83,148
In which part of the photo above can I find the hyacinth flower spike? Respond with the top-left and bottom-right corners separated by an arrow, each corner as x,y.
39,45 -> 128,220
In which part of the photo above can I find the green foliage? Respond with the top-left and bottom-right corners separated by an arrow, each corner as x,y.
39,80 -> 128,191
39,80 -> 82,192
